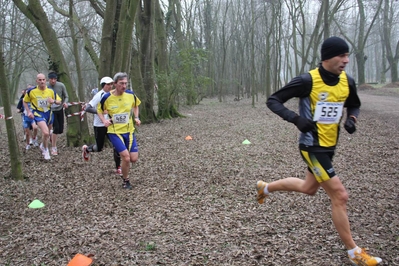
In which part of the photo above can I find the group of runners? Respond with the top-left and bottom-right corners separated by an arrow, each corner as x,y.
19,72 -> 141,190
17,72 -> 67,159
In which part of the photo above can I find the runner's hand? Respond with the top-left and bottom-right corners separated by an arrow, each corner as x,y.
292,115 -> 316,133
344,117 -> 356,134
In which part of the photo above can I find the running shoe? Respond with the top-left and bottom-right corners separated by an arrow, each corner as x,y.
81,145 -> 90,161
40,143 -> 45,154
26,144 -> 31,150
32,138 -> 39,147
51,147 -> 58,156
256,180 -> 269,204
43,149 -> 51,160
122,179 -> 132,190
349,248 -> 382,265
116,166 -> 122,175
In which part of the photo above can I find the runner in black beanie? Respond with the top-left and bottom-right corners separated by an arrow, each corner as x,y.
261,34 -> 383,265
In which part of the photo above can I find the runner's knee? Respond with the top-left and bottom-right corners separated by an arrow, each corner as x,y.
331,188 -> 349,206
304,187 -> 318,196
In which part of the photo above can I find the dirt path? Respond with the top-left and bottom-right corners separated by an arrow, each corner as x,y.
358,91 -> 399,122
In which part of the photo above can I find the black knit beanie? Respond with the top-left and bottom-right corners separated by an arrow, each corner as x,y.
321,36 -> 349,61
48,72 -> 58,79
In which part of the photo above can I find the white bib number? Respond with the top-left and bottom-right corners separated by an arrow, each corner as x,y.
113,113 -> 129,124
313,102 -> 344,124
37,98 -> 48,112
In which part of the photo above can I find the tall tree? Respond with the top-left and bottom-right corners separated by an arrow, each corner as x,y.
250,0 -> 256,106
113,0 -> 140,73
98,0 -> 119,79
382,0 -> 399,83
137,0 -> 157,122
69,0 -> 84,101
0,43 -> 23,180
154,0 -> 179,119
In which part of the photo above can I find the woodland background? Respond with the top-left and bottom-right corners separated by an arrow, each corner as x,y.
0,1 -> 398,264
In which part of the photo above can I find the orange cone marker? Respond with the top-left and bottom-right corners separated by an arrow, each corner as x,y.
67,254 -> 93,266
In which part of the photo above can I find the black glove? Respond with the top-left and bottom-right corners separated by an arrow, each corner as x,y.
292,115 -> 316,133
344,117 -> 356,134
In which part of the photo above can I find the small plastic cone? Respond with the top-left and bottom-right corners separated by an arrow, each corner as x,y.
28,199 -> 45,209
67,254 -> 93,266
242,139 -> 251,144
185,136 -> 192,140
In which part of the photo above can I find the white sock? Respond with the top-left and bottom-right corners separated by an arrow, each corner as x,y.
348,246 -> 361,258
263,184 -> 269,195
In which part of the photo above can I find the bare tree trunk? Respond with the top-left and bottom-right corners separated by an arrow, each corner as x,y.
98,0 -> 119,79
323,0 -> 330,39
382,0 -> 399,83
154,0 -> 179,119
0,44 -> 23,180
69,0 -> 84,101
250,0 -> 256,107
204,0 -> 216,97
218,1 -> 230,102
113,0 -> 140,73
139,0 -> 157,123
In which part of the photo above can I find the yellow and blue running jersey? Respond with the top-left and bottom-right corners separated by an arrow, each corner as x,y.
24,86 -> 61,113
98,90 -> 141,134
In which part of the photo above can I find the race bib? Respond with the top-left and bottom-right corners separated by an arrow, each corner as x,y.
313,102 -> 344,124
113,113 -> 129,124
37,97 -> 48,112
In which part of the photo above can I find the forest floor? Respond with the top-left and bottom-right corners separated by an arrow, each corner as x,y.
0,85 -> 398,266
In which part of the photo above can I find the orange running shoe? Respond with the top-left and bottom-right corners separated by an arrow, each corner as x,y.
349,248 -> 382,266
256,180 -> 268,204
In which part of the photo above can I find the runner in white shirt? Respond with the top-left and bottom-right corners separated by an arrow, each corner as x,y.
81,76 -> 121,174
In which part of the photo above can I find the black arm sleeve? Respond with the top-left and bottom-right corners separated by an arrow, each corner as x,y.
344,75 -> 361,118
85,104 -> 97,114
17,97 -> 24,111
266,74 -> 312,123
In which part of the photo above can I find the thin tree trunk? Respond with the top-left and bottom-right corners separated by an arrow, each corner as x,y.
139,0 -> 157,123
383,0 -> 398,83
69,0 -> 84,101
98,0 -> 119,79
0,44 -> 23,180
113,0 -> 140,73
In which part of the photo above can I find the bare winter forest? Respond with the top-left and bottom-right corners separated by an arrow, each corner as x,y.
0,86 -> 398,265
